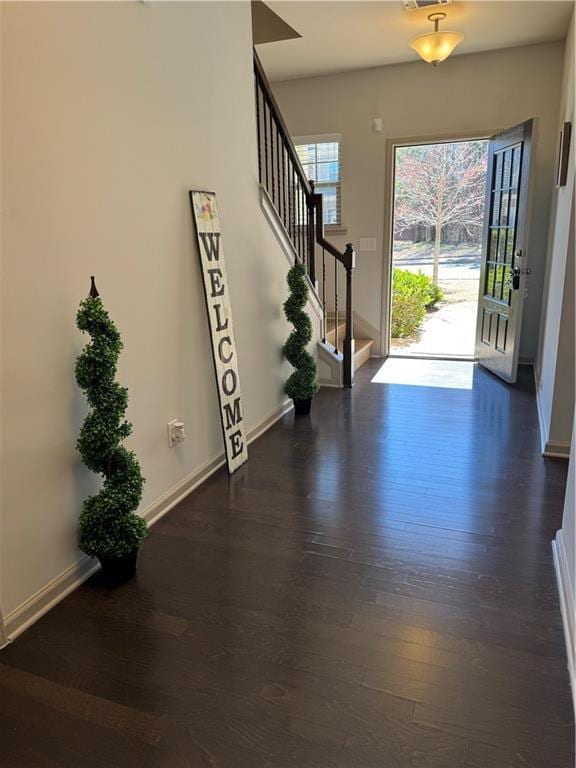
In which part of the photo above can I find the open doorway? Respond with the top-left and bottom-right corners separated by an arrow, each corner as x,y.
389,138 -> 488,359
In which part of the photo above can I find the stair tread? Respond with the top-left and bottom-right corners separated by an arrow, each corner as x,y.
325,318 -> 346,333
322,337 -> 373,353
354,338 -> 373,353
323,332 -> 374,351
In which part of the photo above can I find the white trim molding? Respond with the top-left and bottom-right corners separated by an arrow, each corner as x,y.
536,383 -> 571,458
4,557 -> 100,644
318,341 -> 343,388
535,374 -> 550,454
3,398 -> 293,645
552,530 -> 576,713
543,441 -> 572,459
534,367 -> 572,459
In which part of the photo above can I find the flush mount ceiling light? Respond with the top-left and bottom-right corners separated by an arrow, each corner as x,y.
410,12 -> 464,66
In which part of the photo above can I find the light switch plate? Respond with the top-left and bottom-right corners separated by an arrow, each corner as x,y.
359,237 -> 377,252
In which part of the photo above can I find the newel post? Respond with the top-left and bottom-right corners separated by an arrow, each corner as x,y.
343,243 -> 356,388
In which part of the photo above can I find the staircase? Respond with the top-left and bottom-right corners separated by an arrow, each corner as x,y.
254,50 -> 366,388
325,319 -> 374,372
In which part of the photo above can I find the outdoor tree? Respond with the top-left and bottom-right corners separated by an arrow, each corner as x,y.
394,141 -> 487,285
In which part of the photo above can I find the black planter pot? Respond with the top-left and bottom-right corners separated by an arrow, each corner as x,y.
293,398 -> 312,416
98,549 -> 138,586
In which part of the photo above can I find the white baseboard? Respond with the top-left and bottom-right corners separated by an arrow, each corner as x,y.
543,441 -> 572,459
534,367 -> 549,454
3,556 -> 101,646
0,610 -> 9,649
1,398 -> 293,647
552,531 -> 576,714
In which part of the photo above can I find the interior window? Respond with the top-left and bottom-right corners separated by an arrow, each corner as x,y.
295,139 -> 341,226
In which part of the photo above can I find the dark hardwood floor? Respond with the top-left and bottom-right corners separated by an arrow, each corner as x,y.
1,360 -> 573,767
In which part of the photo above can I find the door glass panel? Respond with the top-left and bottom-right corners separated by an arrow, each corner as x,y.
500,191 -> 510,225
502,265 -> 511,300
497,228 -> 507,262
502,150 -> 512,189
492,193 -> 501,225
511,146 -> 522,188
489,229 -> 499,259
485,263 -> 496,297
493,153 -> 503,190
505,229 -> 515,263
494,264 -> 505,299
508,190 -> 518,229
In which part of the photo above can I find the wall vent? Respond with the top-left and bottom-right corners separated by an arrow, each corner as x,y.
403,0 -> 452,11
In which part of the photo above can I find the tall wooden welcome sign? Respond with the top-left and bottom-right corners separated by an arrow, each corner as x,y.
190,190 -> 248,474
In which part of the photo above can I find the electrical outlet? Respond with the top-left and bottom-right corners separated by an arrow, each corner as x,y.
167,419 -> 185,447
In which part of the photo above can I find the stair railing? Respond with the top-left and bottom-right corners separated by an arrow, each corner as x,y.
254,50 -> 356,388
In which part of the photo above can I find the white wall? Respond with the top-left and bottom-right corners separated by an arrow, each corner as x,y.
0,0 -> 6,646
560,414 -> 576,601
273,42 -> 565,357
555,407 -> 575,689
0,2 -> 314,620
536,13 -> 575,455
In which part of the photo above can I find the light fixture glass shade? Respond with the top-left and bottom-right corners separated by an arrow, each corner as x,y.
410,30 -> 464,65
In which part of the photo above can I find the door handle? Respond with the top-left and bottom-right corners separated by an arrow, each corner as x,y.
511,266 -> 521,290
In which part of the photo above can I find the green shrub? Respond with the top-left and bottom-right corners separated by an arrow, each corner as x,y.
426,281 -> 444,307
75,279 -> 147,560
283,262 -> 319,401
391,269 -> 443,338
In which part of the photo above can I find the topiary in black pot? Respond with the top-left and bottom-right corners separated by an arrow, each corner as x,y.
282,262 -> 319,415
75,277 -> 147,585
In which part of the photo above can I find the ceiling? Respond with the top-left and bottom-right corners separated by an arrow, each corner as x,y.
257,1 -> 574,81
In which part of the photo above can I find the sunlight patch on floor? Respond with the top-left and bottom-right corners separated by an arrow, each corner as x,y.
371,358 -> 475,390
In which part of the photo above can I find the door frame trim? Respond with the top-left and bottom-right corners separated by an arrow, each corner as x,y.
380,128 -> 499,359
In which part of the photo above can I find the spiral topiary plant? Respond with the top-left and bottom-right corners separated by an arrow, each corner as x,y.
282,262 -> 319,404
75,278 -> 146,566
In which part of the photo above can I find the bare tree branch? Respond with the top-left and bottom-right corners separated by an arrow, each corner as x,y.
393,141 -> 487,284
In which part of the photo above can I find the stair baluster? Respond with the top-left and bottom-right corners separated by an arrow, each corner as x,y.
263,96 -> 269,191
256,85 -> 262,184
276,123 -> 281,217
281,145 -> 286,230
322,247 -> 327,344
334,259 -> 339,355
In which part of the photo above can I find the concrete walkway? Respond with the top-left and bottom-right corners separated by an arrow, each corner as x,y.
392,300 -> 478,357
391,244 -> 480,357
